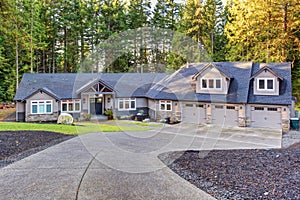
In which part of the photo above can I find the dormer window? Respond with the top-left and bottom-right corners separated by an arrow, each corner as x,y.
201,78 -> 222,90
257,78 -> 275,91
251,66 -> 282,96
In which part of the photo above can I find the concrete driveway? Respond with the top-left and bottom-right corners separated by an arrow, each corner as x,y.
0,124 -> 281,199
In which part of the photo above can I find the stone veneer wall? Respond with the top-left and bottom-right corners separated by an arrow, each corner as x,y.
26,112 -> 59,122
154,110 -> 181,122
281,106 -> 290,132
238,105 -> 247,127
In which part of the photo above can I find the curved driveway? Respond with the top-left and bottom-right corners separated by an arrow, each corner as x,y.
0,124 -> 281,199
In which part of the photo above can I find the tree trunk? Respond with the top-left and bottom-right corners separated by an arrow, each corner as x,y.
282,3 -> 288,62
64,26 -> 67,72
16,39 -> 19,89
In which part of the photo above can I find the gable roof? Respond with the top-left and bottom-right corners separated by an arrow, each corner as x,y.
147,62 -> 253,104
248,62 -> 291,105
250,65 -> 283,80
75,78 -> 115,94
14,62 -> 292,106
14,73 -> 169,101
22,87 -> 60,101
192,63 -> 234,80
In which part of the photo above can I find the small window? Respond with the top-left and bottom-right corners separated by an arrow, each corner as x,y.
201,78 -> 222,90
267,107 -> 278,111
185,104 -> 193,107
196,105 -> 204,108
267,80 -> 274,90
215,105 -> 223,109
209,79 -> 214,88
202,79 -> 207,88
160,100 -> 172,111
32,105 -> 38,114
226,106 -> 235,110
118,98 -> 136,110
216,79 -> 221,89
254,107 -> 264,111
31,100 -> 52,114
257,78 -> 274,91
61,99 -> 81,112
259,79 -> 265,89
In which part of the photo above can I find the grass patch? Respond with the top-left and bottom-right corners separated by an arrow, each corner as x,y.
0,122 -> 150,135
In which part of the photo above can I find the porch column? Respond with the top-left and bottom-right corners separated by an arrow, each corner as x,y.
206,104 -> 212,124
112,93 -> 116,119
238,105 -> 246,127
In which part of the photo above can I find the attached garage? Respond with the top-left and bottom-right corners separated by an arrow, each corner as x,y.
250,106 -> 281,129
212,105 -> 238,126
182,103 -> 206,124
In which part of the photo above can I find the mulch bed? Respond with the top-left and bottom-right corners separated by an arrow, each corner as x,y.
165,147 -> 300,199
0,131 -> 75,168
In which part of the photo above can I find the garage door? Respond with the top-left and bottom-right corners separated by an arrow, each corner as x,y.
251,106 -> 281,129
212,105 -> 238,126
182,104 -> 206,124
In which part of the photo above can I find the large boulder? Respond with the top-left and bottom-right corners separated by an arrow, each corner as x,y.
57,113 -> 73,125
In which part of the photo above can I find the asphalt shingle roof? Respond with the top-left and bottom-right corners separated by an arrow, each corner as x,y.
14,73 -> 169,101
248,62 -> 292,105
147,62 -> 253,104
14,62 -> 292,106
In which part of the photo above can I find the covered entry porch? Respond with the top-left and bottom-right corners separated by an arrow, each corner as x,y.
82,93 -> 115,115
76,79 -> 116,116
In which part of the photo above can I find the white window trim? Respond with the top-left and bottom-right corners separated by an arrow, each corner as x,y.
61,99 -> 81,113
257,78 -> 275,91
118,98 -> 136,111
31,100 -> 53,114
159,100 -> 172,111
200,78 -> 222,90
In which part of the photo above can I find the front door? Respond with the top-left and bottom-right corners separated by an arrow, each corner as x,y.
95,98 -> 103,115
90,98 -> 103,115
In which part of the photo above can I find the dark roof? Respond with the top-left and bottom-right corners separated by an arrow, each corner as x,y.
23,87 -> 60,100
14,73 -> 169,101
248,62 -> 292,105
250,65 -> 283,80
147,62 -> 253,104
192,63 -> 234,80
14,62 -> 292,105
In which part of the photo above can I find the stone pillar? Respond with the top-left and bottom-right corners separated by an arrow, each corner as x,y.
281,106 -> 289,132
238,105 -> 246,127
206,104 -> 212,124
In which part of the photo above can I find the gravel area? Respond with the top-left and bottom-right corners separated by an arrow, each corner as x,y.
0,131 -> 75,168
162,145 -> 300,200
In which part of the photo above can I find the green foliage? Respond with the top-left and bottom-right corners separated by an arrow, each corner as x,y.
0,0 -> 299,101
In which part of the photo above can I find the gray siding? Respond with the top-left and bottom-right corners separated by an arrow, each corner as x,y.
25,92 -> 59,122
196,67 -> 229,94
253,70 -> 280,95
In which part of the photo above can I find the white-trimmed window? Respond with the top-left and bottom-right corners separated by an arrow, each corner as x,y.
61,99 -> 81,112
257,78 -> 275,91
201,78 -> 222,90
159,100 -> 172,111
118,98 -> 136,110
31,100 -> 52,114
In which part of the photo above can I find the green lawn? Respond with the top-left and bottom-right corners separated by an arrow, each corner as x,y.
0,122 -> 150,135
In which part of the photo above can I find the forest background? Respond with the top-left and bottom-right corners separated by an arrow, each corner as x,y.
0,0 -> 299,102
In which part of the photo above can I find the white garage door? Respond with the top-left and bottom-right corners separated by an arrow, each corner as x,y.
251,107 -> 281,129
212,105 -> 238,126
182,104 -> 206,124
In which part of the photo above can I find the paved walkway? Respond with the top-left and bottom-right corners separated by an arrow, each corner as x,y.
0,124 -> 282,199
